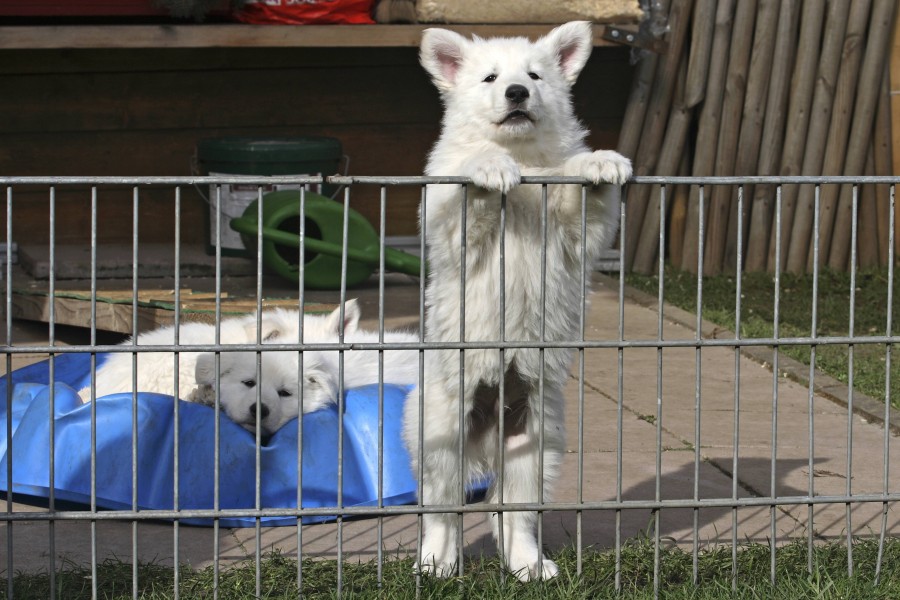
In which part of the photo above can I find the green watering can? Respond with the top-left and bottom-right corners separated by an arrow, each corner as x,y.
229,190 -> 422,290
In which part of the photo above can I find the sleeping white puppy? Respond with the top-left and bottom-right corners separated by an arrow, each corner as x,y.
194,299 -> 420,436
191,306 -> 343,435
77,305 -> 340,415
77,312 -> 263,404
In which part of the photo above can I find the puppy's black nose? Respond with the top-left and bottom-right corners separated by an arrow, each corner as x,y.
505,84 -> 529,104
250,403 -> 270,419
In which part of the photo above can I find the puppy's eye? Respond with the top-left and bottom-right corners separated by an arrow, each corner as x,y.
241,379 -> 256,388
528,72 -> 540,80
305,375 -> 318,385
483,74 -> 497,83
277,389 -> 293,398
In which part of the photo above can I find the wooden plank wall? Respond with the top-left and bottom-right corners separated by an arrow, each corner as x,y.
0,46 -> 632,245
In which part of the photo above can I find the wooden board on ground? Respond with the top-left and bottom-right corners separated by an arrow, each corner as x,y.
10,288 -> 334,334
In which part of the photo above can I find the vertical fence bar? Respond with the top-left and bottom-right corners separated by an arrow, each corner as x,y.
654,184 -> 666,599
615,190 -> 626,593
845,184 -> 859,577
336,186 -> 351,595
131,186 -> 141,600
564,182 -> 586,585
768,185 -> 783,587
255,186 -> 265,599
415,184 -> 427,596
457,185 -> 467,579
47,186 -> 58,596
497,190 -> 507,579
213,183 -> 223,600
4,186 -> 12,600
296,184 -> 307,595
807,184 -> 821,574
732,186 -> 744,589
874,184 -> 895,585
172,186 -> 182,600
89,186 -> 98,599
693,185 -> 706,586
84,189 -> 97,595
377,184 -> 387,587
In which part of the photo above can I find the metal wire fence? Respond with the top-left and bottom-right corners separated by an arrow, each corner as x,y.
1,175 -> 899,598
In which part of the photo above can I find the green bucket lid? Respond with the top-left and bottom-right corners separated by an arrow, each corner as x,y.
197,136 -> 343,163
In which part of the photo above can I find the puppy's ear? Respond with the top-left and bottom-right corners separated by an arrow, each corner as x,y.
195,353 -> 216,385
342,299 -> 361,334
539,21 -> 593,85
244,313 -> 284,342
325,300 -> 361,336
420,28 -> 468,90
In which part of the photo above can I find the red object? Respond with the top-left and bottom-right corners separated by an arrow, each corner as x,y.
234,0 -> 374,24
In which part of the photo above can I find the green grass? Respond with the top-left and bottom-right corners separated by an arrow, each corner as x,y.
4,538 -> 900,599
626,266 -> 900,409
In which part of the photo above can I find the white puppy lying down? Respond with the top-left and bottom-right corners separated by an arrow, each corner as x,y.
77,306 -> 335,414
193,299 -> 420,436
77,311 -> 263,404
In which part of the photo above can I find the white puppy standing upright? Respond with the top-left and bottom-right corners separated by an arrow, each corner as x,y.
404,22 -> 631,581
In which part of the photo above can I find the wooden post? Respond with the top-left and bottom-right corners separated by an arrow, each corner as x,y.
874,63 -> 893,265
633,53 -> 691,274
783,0 -> 852,273
680,0 -> 735,273
767,0 -> 827,272
616,44 -> 661,160
745,0 -> 802,272
703,0 -> 757,275
858,146 -> 879,268
684,0 -> 716,108
804,0 -> 872,270
668,150 -> 692,268
723,0 -> 780,272
827,0 -> 898,270
623,0 -> 693,271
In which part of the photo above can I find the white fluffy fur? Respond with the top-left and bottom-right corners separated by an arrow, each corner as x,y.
77,312 -> 261,404
405,21 -> 631,581
311,303 -> 420,391
194,299 -> 420,436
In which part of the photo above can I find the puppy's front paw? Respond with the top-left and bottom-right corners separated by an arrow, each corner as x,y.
187,384 -> 216,406
507,556 -> 560,582
465,154 -> 521,193
566,150 -> 632,186
415,548 -> 456,579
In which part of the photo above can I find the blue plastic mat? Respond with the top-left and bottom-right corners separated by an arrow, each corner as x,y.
0,353 -> 417,527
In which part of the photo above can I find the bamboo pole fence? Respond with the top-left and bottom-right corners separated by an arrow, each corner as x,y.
619,0 -> 897,275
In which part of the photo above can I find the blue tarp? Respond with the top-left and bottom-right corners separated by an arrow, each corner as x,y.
0,353 -> 417,527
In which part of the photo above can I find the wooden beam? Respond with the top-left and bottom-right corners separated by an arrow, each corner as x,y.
0,24 -> 620,50
10,288 -> 331,334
